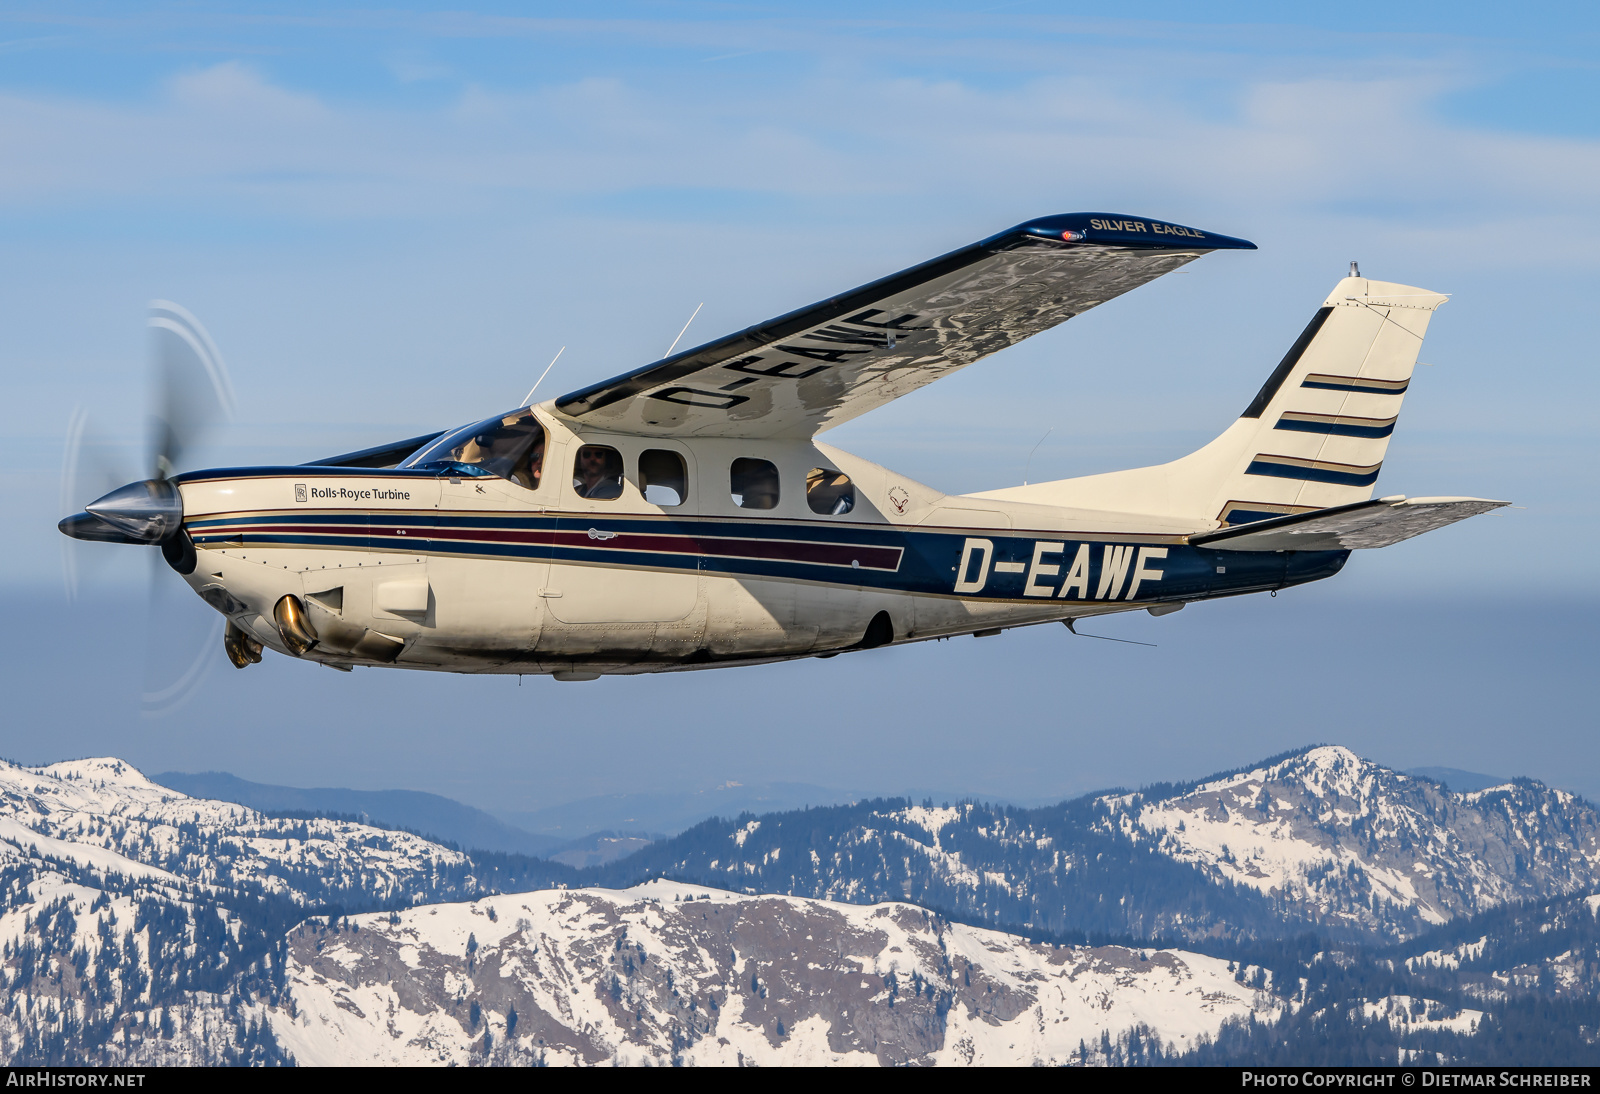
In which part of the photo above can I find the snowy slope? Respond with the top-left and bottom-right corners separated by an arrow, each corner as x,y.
599,746 -> 1600,945
0,756 -> 475,1065
275,880 -> 1272,1066
1109,747 -> 1600,937
5,749 -> 1598,1066
0,758 -> 1277,1066
0,757 -> 469,907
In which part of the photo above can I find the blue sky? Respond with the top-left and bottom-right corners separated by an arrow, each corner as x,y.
2,2 -> 1596,815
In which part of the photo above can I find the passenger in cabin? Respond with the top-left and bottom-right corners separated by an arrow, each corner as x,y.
805,467 -> 855,516
572,445 -> 624,500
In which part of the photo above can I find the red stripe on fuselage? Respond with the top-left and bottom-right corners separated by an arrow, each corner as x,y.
192,517 -> 904,571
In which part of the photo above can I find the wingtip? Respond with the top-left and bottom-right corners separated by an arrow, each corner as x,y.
1008,213 -> 1255,251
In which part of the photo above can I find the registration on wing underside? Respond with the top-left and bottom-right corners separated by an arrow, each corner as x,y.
554,214 -> 1254,440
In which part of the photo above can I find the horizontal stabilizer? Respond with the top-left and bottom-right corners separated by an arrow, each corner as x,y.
1188,496 -> 1508,552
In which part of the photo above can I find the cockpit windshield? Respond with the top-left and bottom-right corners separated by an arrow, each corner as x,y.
398,407 -> 546,490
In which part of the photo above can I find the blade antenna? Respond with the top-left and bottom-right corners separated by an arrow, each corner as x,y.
664,302 -> 704,359
523,346 -> 565,406
1022,428 -> 1052,485
1065,619 -> 1156,648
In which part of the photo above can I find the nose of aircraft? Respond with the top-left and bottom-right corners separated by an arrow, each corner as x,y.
76,479 -> 184,543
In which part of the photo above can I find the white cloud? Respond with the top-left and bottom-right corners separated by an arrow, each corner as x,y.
0,49 -> 1593,268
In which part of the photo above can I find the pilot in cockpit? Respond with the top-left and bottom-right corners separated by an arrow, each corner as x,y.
397,407 -> 545,490
521,431 -> 545,491
442,412 -> 544,488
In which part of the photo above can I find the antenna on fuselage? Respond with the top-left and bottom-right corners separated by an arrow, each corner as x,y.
1022,427 -> 1052,485
1065,619 -> 1156,648
664,302 -> 704,358
523,346 -> 565,406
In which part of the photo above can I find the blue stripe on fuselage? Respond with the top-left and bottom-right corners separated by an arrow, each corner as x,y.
188,507 -> 1346,602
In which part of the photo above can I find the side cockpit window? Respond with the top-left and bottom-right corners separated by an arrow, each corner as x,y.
806,467 -> 854,515
731,458 -> 779,510
573,445 -> 625,500
640,450 -> 688,507
399,408 -> 545,490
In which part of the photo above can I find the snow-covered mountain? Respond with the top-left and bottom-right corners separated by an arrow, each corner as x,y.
606,746 -> 1600,943
1105,746 -> 1600,938
279,881 -> 1268,1066
3,748 -> 1599,1065
0,757 -> 471,907
0,756 -> 1270,1065
0,756 -> 488,1064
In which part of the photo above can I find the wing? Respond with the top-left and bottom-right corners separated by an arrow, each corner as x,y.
1189,496 -> 1509,551
554,213 -> 1255,439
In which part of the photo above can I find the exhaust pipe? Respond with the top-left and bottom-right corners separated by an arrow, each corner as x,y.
273,595 -> 318,656
224,621 -> 264,668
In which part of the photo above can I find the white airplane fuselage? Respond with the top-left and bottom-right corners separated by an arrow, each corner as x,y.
174,406 -> 1344,678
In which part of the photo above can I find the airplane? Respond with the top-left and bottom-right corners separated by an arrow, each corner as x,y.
59,212 -> 1506,683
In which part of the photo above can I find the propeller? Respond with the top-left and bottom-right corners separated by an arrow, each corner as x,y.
58,407 -> 137,602
59,301 -> 238,715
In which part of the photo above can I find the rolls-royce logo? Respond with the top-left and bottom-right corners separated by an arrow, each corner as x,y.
294,484 -> 308,503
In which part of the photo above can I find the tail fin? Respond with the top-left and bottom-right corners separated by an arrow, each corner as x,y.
972,275 -> 1448,526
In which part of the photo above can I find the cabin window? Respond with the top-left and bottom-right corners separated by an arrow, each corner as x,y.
806,467 -> 855,515
639,450 -> 688,507
572,445 -> 624,500
398,408 -> 545,490
730,458 -> 779,510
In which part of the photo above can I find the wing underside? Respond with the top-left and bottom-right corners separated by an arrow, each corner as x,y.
554,213 -> 1254,439
1189,496 -> 1508,552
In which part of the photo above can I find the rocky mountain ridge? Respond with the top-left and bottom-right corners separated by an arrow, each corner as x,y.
280,881 -> 1266,1066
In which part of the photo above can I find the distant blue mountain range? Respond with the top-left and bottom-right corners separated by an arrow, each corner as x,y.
151,770 -> 875,859
153,770 -> 567,857
1403,767 -> 1507,793
494,781 -> 864,840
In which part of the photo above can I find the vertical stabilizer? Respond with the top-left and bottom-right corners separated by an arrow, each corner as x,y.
972,276 -> 1449,527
